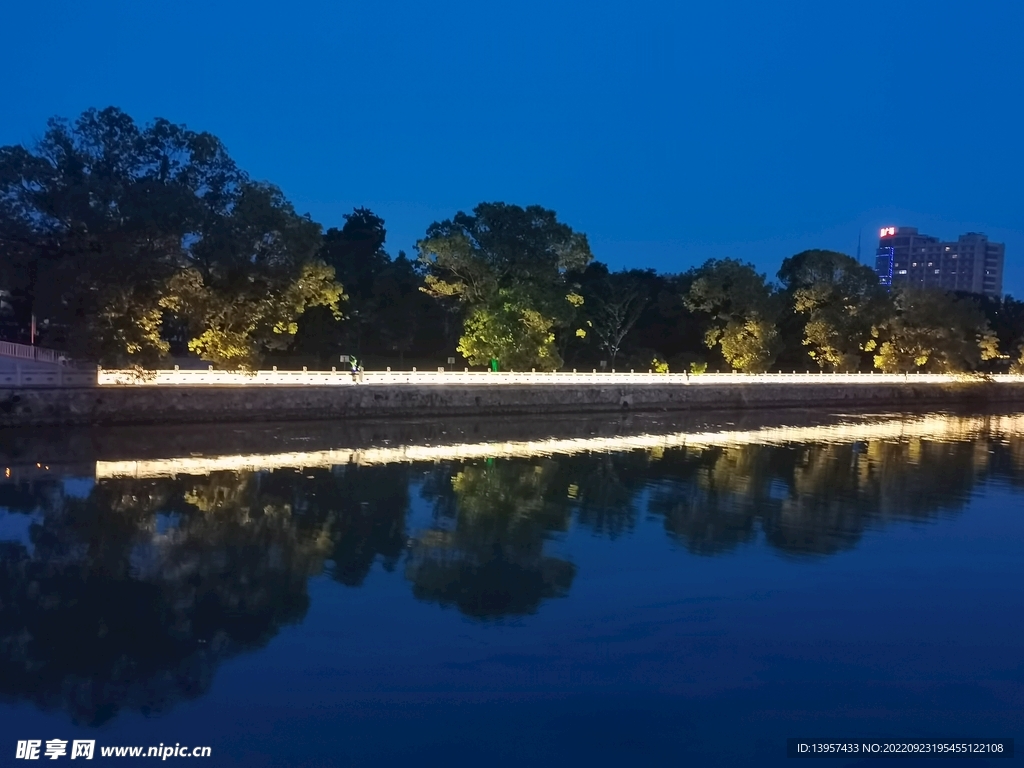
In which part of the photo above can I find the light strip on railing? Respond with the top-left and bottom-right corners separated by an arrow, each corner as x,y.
95,369 -> 1024,387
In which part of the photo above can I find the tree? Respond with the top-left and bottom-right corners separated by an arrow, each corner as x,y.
457,290 -> 561,370
866,288 -> 1000,373
615,271 -> 706,371
311,208 -> 391,357
167,183 -> 345,369
1012,343 -> 1024,374
973,294 -> 1024,370
0,107 -> 343,369
778,250 -> 889,371
418,202 -> 592,370
0,108 -> 221,365
685,259 -> 782,372
373,252 -> 432,365
581,265 -> 650,366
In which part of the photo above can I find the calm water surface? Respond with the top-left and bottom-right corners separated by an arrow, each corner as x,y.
1,411 -> 1022,766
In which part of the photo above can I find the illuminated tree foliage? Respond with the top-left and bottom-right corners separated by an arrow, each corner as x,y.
3,108 -> 1023,374
1012,344 -> 1024,374
0,107 -> 343,369
176,181 -> 346,369
865,288 -> 1000,373
457,291 -> 561,370
778,249 -> 888,371
685,258 -> 782,372
418,202 -> 592,370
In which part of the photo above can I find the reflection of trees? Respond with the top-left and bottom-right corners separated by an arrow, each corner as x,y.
549,452 -> 650,539
648,435 -> 1024,556
989,436 -> 1024,489
647,446 -> 772,555
0,477 -> 62,513
258,465 -> 410,585
407,461 -> 575,618
2,423 -> 1024,724
0,466 -> 411,725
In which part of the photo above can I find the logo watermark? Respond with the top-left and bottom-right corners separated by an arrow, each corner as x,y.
16,740 -> 211,760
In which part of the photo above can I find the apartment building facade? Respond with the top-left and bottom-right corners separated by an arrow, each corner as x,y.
875,226 -> 1004,297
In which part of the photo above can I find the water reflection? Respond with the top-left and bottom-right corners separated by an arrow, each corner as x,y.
0,474 -> 326,724
648,439 -> 991,555
408,461 -> 576,617
1,412 -> 1024,723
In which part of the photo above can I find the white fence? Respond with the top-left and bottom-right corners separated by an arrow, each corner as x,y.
94,367 -> 1024,387
0,366 -> 98,388
0,340 -> 68,365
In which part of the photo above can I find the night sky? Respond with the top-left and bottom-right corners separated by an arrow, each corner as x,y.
3,0 -> 1022,294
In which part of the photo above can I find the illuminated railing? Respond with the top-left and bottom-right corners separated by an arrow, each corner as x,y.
95,412 -> 1024,479
94,368 -> 1024,387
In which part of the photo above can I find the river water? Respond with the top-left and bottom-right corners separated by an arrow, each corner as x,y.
1,410 -> 1021,766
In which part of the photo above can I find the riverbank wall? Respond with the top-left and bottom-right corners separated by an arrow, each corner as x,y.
3,380 -> 1024,427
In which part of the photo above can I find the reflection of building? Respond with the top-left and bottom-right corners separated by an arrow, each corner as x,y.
875,226 -> 1004,297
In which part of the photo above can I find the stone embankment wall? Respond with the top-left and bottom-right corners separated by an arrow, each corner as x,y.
2,381 -> 1024,427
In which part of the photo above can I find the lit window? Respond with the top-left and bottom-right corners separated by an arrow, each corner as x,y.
934,269 -> 940,274
897,269 -> 908,274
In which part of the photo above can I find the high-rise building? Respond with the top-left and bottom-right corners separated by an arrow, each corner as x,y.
875,226 -> 1004,297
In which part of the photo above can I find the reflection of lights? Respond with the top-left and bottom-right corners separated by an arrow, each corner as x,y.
95,413 -> 1024,480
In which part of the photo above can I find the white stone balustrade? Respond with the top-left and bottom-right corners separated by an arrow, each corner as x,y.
93,368 -> 1024,387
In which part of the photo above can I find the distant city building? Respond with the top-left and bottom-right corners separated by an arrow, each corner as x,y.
875,226 -> 1004,297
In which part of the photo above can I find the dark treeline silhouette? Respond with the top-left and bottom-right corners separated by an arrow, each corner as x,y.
2,423 -> 1024,722
2,107 -> 1024,373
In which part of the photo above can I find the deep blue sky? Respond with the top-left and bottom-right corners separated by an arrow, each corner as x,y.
4,0 -> 1023,294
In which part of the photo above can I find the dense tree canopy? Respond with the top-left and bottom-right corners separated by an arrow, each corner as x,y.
417,203 -> 592,370
685,258 -> 783,373
2,107 -> 1023,374
291,208 -> 441,365
778,250 -> 888,371
579,265 -> 651,367
0,107 -> 343,368
866,289 -> 1000,373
